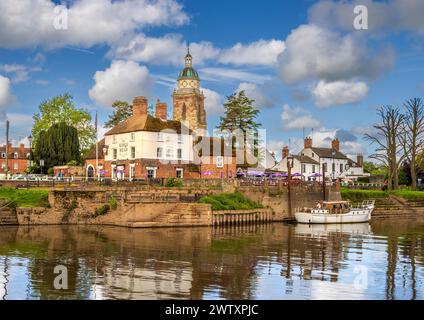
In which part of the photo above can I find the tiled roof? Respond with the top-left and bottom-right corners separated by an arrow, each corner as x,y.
0,145 -> 30,159
84,138 -> 105,160
308,147 -> 348,160
104,114 -> 191,136
293,155 -> 319,165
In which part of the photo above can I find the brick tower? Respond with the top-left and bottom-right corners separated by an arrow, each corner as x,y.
172,46 -> 207,134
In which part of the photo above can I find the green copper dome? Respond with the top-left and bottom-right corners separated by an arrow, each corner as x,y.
178,67 -> 199,80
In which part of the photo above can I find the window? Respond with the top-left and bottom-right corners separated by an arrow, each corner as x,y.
14,163 -> 18,170
157,147 -> 163,158
130,132 -> 135,141
157,132 -> 164,142
312,153 -> 315,158
340,164 -> 343,173
302,164 -> 306,173
177,135 -> 182,144
113,135 -> 117,143
216,156 -> 224,168
166,148 -> 173,158
177,148 -> 182,159
130,165 -> 135,179
1,153 -> 5,158
176,168 -> 183,179
323,163 -> 327,173
147,168 -> 156,179
332,163 -> 335,173
312,165 -> 316,173
131,146 -> 136,159
14,152 -> 18,159
113,148 -> 117,160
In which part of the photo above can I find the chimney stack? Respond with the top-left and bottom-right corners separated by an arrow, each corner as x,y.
357,154 -> 364,167
19,143 -> 25,155
304,137 -> 313,149
282,146 -> 289,159
155,99 -> 167,121
132,96 -> 148,117
331,138 -> 340,152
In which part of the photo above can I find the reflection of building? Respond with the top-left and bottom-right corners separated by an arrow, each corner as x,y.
84,49 -> 235,180
0,143 -> 31,174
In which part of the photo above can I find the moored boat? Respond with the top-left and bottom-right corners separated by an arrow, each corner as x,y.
295,200 -> 375,224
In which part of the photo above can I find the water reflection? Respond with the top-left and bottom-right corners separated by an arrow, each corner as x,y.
0,220 -> 423,300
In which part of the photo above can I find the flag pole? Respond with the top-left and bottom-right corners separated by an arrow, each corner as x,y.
95,111 -> 99,181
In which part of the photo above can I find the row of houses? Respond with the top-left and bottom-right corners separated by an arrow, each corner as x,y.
1,49 -> 369,182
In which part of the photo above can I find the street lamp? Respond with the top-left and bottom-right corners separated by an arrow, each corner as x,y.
287,155 -> 294,219
39,159 -> 44,175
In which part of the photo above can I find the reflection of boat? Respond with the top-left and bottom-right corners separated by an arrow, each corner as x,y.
295,200 -> 375,224
295,223 -> 371,236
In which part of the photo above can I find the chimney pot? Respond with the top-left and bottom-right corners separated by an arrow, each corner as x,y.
304,137 -> 313,149
331,138 -> 340,152
155,100 -> 167,121
132,96 -> 148,117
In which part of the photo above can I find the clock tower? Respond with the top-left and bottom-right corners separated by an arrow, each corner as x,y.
173,46 -> 207,133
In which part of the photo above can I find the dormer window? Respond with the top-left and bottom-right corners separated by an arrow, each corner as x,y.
312,153 -> 315,158
1,152 -> 5,158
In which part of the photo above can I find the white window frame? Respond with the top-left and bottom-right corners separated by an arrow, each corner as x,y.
130,132 -> 135,141
216,156 -> 224,168
113,148 -> 117,160
176,168 -> 183,179
131,146 -> 136,159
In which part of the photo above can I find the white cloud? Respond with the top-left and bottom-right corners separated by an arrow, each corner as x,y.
219,39 -> 285,66
236,82 -> 276,109
312,80 -> 369,108
0,0 -> 189,49
277,24 -> 394,85
0,76 -> 14,108
200,68 -> 271,84
202,88 -> 224,115
280,104 -> 322,131
309,0 -> 424,34
89,60 -> 154,107
111,35 -> 285,68
110,34 -> 219,66
0,64 -> 41,83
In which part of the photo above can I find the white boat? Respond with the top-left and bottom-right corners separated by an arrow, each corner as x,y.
295,200 -> 375,224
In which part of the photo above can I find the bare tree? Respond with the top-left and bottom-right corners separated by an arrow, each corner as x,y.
364,106 -> 405,190
400,98 -> 424,190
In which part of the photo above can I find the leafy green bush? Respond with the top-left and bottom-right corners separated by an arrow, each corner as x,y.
47,168 -> 54,176
199,192 -> 263,211
95,204 -> 110,216
165,178 -> 184,187
341,188 -> 388,201
108,197 -> 118,210
0,188 -> 49,207
390,190 -> 424,200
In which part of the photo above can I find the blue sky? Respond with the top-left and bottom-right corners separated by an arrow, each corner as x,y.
0,0 -> 423,160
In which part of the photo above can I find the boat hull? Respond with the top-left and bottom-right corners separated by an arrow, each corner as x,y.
295,210 -> 372,224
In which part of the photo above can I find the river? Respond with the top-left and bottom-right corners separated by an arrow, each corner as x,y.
0,218 -> 423,300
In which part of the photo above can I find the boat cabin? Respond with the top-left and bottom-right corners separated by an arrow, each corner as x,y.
311,201 -> 351,214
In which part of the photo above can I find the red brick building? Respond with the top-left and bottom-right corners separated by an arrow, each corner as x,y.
0,143 -> 31,174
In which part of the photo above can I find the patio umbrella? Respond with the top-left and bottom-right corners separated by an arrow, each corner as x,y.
309,173 -> 322,177
203,171 -> 213,176
292,173 -> 303,177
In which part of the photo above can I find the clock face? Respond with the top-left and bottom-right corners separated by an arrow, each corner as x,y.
190,80 -> 195,87
182,80 -> 187,87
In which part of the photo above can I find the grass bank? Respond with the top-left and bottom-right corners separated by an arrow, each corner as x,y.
340,188 -> 389,201
199,192 -> 263,211
0,187 -> 50,208
390,190 -> 424,200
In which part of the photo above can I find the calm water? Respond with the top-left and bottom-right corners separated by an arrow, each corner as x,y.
0,219 -> 423,300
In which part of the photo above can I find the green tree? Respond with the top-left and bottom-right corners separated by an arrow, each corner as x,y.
34,123 -> 81,169
104,100 -> 133,128
217,90 -> 262,164
32,93 -> 95,153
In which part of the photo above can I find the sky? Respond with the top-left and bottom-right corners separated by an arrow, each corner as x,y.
0,0 -> 423,161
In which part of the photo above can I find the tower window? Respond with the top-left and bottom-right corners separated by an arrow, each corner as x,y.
182,103 -> 187,121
